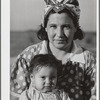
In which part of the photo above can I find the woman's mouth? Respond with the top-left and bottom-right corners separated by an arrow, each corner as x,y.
54,37 -> 67,41
55,39 -> 67,43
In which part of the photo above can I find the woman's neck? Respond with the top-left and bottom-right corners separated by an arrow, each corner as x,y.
49,43 -> 71,60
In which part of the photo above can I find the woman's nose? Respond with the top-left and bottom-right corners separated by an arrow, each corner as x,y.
56,27 -> 64,37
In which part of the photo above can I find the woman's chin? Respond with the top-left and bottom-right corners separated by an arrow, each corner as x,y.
53,43 -> 67,50
53,41 -> 67,47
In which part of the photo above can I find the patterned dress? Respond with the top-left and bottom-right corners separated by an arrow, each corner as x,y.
10,40 -> 96,100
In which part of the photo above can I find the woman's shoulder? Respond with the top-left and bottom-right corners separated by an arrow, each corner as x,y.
74,43 -> 96,65
16,41 -> 44,59
21,41 -> 43,54
73,41 -> 95,59
82,48 -> 95,60
81,48 -> 96,67
12,41 -> 45,66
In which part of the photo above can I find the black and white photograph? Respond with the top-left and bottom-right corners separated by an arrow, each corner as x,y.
1,0 -> 99,100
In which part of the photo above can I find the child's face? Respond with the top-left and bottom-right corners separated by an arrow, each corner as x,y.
31,66 -> 57,93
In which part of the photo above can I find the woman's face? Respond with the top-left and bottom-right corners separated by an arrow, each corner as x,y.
45,12 -> 76,50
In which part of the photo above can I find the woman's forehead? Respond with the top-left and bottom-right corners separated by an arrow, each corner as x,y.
47,13 -> 73,24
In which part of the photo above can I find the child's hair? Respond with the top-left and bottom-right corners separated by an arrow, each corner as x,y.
29,54 -> 61,75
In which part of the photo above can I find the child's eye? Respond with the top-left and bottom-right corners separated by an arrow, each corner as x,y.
41,76 -> 45,79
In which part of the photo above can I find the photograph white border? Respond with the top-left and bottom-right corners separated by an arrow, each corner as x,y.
96,0 -> 99,100
1,0 -> 10,99
1,0 -> 99,100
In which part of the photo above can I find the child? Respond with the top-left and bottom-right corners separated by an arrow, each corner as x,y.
19,54 -> 70,100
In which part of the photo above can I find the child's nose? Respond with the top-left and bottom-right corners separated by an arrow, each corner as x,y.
46,78 -> 51,84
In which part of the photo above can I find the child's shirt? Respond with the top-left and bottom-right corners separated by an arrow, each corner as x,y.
19,85 -> 70,100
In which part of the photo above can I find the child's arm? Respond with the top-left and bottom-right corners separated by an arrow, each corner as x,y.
62,90 -> 71,100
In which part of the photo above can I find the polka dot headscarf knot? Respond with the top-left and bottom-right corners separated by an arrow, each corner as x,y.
42,0 -> 80,27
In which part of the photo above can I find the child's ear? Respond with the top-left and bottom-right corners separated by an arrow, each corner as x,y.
30,74 -> 35,87
30,74 -> 34,83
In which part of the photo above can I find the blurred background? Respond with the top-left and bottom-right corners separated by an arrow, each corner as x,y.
10,0 -> 96,65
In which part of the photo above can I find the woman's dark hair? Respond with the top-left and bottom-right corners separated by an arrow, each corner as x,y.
37,8 -> 84,40
29,54 -> 61,75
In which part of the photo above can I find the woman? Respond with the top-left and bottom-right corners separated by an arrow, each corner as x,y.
10,0 -> 96,100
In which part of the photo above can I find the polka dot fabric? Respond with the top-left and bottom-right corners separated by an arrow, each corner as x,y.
10,41 -> 96,100
57,61 -> 92,100
57,50 -> 96,100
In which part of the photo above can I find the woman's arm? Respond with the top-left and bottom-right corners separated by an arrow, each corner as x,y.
84,51 -> 96,100
10,55 -> 30,99
10,42 -> 43,100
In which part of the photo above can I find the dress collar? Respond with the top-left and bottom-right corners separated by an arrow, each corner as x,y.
67,41 -> 85,64
40,40 -> 85,64
39,41 -> 49,54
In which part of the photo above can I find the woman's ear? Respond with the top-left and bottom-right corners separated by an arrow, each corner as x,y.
74,26 -> 77,33
73,27 -> 77,40
74,27 -> 83,40
45,27 -> 47,32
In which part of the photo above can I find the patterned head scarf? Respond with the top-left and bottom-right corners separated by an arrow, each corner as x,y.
42,0 -> 80,27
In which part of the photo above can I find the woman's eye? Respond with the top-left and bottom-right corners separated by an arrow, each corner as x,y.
50,25 -> 56,28
63,25 -> 71,29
